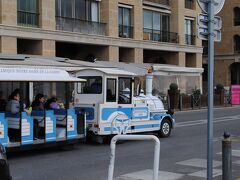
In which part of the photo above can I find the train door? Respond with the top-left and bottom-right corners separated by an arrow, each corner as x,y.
116,77 -> 133,134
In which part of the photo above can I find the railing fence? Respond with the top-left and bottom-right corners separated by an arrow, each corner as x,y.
164,91 -> 237,111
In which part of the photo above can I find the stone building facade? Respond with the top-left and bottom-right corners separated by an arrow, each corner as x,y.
0,0 -> 202,69
203,0 -> 240,89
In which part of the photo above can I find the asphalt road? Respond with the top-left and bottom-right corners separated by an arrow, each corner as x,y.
7,106 -> 240,180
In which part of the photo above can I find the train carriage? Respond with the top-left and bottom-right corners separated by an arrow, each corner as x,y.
0,66 -> 86,151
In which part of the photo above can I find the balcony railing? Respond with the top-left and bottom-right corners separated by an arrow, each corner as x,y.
119,25 -> 133,38
17,11 -> 39,27
185,0 -> 194,9
56,16 -> 107,36
143,29 -> 178,43
185,34 -> 195,45
145,0 -> 170,6
234,18 -> 240,26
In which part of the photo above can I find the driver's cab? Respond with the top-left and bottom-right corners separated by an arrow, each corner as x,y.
74,68 -> 136,105
74,68 -> 136,135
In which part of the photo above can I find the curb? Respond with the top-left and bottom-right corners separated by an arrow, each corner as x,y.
175,105 -> 240,114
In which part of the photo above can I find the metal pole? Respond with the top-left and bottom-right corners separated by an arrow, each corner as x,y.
108,135 -> 160,180
84,112 -> 87,142
179,95 -> 182,111
222,132 -> 232,180
207,0 -> 214,179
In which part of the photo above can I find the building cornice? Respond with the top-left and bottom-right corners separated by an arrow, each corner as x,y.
0,25 -> 203,54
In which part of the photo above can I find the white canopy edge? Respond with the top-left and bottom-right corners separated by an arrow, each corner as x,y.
153,65 -> 204,76
75,67 -> 137,76
0,67 -> 86,82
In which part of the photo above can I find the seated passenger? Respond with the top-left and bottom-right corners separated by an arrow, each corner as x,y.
91,78 -> 102,94
6,91 -> 20,114
6,91 -> 29,115
45,97 -> 60,110
31,93 -> 45,111
31,93 -> 46,140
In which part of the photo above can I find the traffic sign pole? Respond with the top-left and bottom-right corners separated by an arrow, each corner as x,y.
197,0 -> 225,179
207,0 -> 215,179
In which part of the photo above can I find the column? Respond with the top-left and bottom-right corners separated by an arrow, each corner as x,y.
0,36 -> 17,54
39,0 -> 55,30
41,40 -> 56,57
0,0 -> 17,25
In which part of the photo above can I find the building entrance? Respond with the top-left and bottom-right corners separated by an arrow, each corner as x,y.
231,62 -> 240,84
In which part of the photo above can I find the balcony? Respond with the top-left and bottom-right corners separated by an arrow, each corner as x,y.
145,0 -> 170,6
56,16 -> 107,36
185,34 -> 195,45
17,11 -> 39,27
119,25 -> 134,38
185,0 -> 194,9
143,29 -> 178,43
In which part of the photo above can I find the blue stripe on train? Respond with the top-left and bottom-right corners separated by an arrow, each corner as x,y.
150,113 -> 171,120
104,124 -> 160,132
102,107 -> 149,121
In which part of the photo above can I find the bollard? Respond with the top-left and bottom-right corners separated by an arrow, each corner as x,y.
222,132 -> 232,180
179,95 -> 182,111
0,144 -> 12,180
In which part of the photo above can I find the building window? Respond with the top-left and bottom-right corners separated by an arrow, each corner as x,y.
185,0 -> 194,9
234,7 -> 240,26
234,35 -> 240,53
143,10 -> 177,43
118,6 -> 133,38
185,18 -> 195,45
17,0 -> 39,27
56,0 -> 99,22
56,0 -> 106,35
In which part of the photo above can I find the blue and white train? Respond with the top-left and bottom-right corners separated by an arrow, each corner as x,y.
0,65 -> 175,149
74,68 -> 175,143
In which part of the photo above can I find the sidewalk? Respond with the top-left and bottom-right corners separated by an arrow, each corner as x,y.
175,105 -> 240,114
114,148 -> 240,180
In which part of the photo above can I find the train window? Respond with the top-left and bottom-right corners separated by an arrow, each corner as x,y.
106,78 -> 116,102
118,77 -> 132,104
77,76 -> 102,94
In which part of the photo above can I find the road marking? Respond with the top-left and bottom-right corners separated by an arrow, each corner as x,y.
116,169 -> 184,180
176,158 -> 221,168
213,137 -> 223,142
176,115 -> 240,127
188,169 -> 222,178
232,150 -> 240,157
